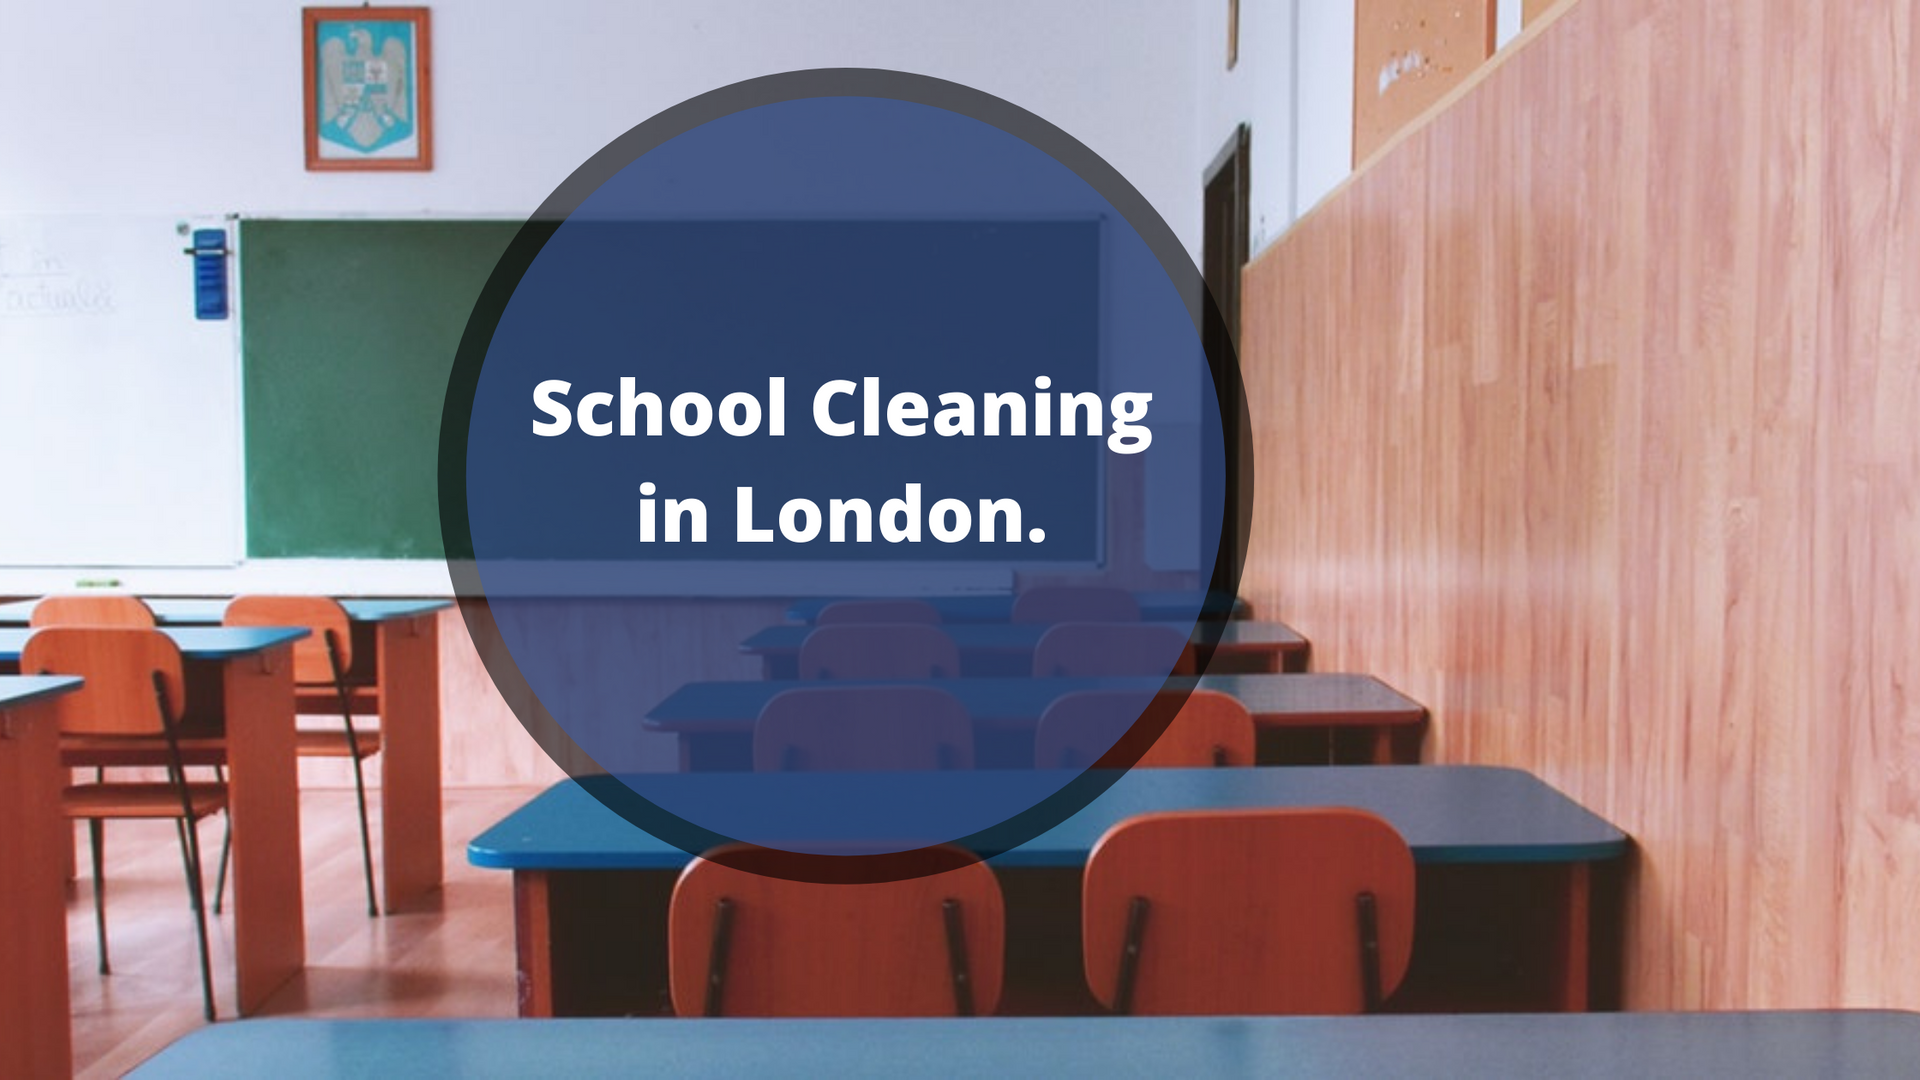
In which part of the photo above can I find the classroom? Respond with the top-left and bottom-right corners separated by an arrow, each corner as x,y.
3,0 -> 1918,1076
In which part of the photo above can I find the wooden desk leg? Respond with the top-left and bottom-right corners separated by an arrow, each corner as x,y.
225,646 -> 305,1015
1552,861 -> 1592,1011
380,615 -> 444,912
1371,726 -> 1396,764
515,871 -> 556,1018
0,699 -> 73,1078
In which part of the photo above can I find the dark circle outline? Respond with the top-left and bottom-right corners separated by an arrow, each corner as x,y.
438,67 -> 1251,885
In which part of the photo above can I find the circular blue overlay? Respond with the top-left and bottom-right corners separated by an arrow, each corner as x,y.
442,70 -> 1243,882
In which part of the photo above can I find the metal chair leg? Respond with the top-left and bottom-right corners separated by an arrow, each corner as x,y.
327,633 -> 380,918
349,750 -> 379,917
155,673 -> 217,1023
174,816 -> 218,1022
703,897 -> 735,1017
212,762 -> 231,916
213,814 -> 231,916
1357,890 -> 1383,1013
942,898 -> 976,1017
1113,895 -> 1151,1015
88,819 -> 109,975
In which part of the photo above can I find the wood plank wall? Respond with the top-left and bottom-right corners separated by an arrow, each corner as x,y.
1242,0 -> 1920,1009
301,603 -> 786,789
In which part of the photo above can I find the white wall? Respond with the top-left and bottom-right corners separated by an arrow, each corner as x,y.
0,1 -> 1203,251
0,1 -> 1205,586
1,0 -> 1541,581
1196,0 -> 1293,255
1204,0 -> 1527,259
1293,0 -> 1359,224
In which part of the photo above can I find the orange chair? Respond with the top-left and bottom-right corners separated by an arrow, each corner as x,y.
31,595 -> 231,918
1010,586 -> 1140,624
815,600 -> 942,625
29,594 -> 155,628
1035,689 -> 1256,769
668,848 -> 1003,1016
1082,808 -> 1415,1015
1032,622 -> 1193,678
754,686 -> 973,772
23,627 -> 223,1022
223,596 -> 381,916
797,623 -> 961,680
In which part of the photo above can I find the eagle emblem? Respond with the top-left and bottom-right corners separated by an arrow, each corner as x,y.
317,24 -> 415,153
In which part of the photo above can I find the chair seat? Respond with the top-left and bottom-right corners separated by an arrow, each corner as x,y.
64,782 -> 227,821
62,736 -> 227,768
295,727 -> 383,759
295,686 -> 379,716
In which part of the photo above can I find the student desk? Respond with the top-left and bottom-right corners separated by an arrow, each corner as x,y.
131,1012 -> 1920,1079
646,673 -> 1426,770
0,597 -> 450,911
0,676 -> 83,1079
739,620 -> 1311,678
468,766 -> 1625,1016
785,591 -> 1253,624
0,626 -> 308,1014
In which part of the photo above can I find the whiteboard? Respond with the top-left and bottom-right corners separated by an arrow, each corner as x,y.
0,215 -> 242,566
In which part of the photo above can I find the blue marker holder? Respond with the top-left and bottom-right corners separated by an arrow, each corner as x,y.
189,228 -> 229,320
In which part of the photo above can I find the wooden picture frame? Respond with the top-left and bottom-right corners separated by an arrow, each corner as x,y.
1227,0 -> 1240,70
303,7 -> 433,171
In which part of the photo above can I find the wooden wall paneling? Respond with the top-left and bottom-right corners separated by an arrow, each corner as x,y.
1242,0 -> 1920,1010
436,608 -> 569,789
293,601 -> 794,788
437,600 -> 793,784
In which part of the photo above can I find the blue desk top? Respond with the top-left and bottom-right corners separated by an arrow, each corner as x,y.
0,597 -> 450,626
0,626 -> 309,662
786,591 -> 1251,625
740,619 -> 1307,656
0,674 -> 83,708
130,1012 -> 1920,1079
646,673 -> 1421,730
467,766 -> 1626,870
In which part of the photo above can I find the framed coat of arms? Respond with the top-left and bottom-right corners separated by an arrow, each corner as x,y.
303,7 -> 433,171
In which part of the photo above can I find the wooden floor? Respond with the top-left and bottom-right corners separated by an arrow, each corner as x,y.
70,786 -> 537,1077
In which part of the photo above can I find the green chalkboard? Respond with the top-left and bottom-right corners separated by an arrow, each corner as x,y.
240,219 -> 519,558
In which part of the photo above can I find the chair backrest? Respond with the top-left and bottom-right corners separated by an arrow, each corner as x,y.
224,595 -> 352,687
1010,586 -> 1140,625
29,594 -> 156,628
798,624 -> 960,681
754,686 -> 974,772
1035,689 -> 1256,769
22,627 -> 185,737
1032,622 -> 1192,678
1082,808 -> 1415,1015
668,849 -> 1004,1017
815,600 -> 942,626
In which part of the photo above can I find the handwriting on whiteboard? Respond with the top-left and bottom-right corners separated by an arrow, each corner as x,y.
0,240 -> 116,318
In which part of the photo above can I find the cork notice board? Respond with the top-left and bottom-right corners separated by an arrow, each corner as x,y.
1353,0 -> 1495,166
